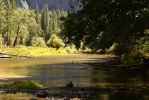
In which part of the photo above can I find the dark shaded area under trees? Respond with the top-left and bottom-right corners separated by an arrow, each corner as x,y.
62,0 -> 149,64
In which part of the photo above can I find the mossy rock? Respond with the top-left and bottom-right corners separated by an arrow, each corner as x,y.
7,80 -> 44,89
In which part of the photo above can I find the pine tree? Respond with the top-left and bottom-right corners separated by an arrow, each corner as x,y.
41,4 -> 50,42
10,0 -> 16,9
35,0 -> 40,24
6,0 -> 16,9
0,0 -> 5,36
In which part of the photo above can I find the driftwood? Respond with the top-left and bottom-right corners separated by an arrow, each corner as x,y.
0,53 -> 11,58
0,53 -> 35,58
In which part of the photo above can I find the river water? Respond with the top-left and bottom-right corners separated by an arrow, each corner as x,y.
0,54 -> 149,100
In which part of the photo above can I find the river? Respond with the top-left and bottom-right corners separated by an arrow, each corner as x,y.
0,54 -> 149,100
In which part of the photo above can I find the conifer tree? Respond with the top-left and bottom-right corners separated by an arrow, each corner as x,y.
6,0 -> 16,9
35,0 -> 40,24
0,0 -> 5,37
41,4 -> 50,42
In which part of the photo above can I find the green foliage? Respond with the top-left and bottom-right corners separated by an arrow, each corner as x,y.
62,0 -> 149,63
7,80 -> 44,89
120,36 -> 149,64
41,7 -> 68,42
0,34 -> 3,45
121,51 -> 143,64
65,44 -> 78,54
107,43 -> 118,53
6,0 -> 17,9
47,34 -> 65,49
41,4 -> 50,42
31,37 -> 46,47
1,46 -> 69,56
135,36 -> 149,58
35,1 -> 40,25
0,0 -> 68,48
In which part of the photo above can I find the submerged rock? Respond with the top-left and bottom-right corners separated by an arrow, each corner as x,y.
64,97 -> 71,100
66,81 -> 74,88
36,90 -> 47,98
30,97 -> 37,100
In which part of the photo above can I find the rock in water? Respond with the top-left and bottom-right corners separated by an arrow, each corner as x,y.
36,90 -> 47,98
64,97 -> 71,100
66,81 -> 74,88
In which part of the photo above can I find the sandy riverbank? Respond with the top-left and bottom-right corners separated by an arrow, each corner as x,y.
0,75 -> 28,80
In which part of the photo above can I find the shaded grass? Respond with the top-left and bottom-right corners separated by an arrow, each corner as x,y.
7,80 -> 44,89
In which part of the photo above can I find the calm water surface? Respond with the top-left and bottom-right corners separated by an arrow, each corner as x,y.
0,54 -> 149,100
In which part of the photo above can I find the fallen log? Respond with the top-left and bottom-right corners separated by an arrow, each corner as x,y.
0,53 -> 35,58
0,53 -> 11,58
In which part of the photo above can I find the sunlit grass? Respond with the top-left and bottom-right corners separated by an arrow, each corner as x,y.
0,45 -> 75,57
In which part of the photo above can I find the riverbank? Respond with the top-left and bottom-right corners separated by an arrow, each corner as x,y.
0,74 -> 28,80
1,85 -> 149,100
0,45 -> 78,57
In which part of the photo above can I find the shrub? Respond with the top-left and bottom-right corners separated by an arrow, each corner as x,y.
121,51 -> 143,64
31,37 -> 46,47
47,34 -> 65,49
107,43 -> 118,53
65,44 -> 78,54
140,41 -> 149,55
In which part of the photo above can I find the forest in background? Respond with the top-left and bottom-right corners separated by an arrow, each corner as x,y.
0,0 -> 68,49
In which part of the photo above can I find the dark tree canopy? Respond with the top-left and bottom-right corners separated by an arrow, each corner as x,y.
62,0 -> 149,54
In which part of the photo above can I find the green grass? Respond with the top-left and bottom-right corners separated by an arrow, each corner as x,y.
0,45 -> 78,57
7,80 -> 44,89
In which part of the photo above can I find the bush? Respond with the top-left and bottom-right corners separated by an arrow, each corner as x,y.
107,43 -> 118,53
134,37 -> 149,58
47,34 -> 65,49
65,44 -> 78,54
121,51 -> 143,64
31,37 -> 46,47
140,41 -> 149,55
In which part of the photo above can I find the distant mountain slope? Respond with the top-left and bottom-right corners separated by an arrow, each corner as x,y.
16,0 -> 80,10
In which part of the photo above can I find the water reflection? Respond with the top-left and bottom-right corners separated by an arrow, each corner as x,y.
90,93 -> 149,100
0,55 -> 149,99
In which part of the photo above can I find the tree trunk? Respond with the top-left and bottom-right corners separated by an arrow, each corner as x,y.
13,33 -> 19,47
13,20 -> 23,47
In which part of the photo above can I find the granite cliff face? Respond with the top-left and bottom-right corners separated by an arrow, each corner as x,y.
17,0 -> 80,10
16,0 -> 29,9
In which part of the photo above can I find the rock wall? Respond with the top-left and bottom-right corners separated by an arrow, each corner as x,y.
16,0 -> 80,10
